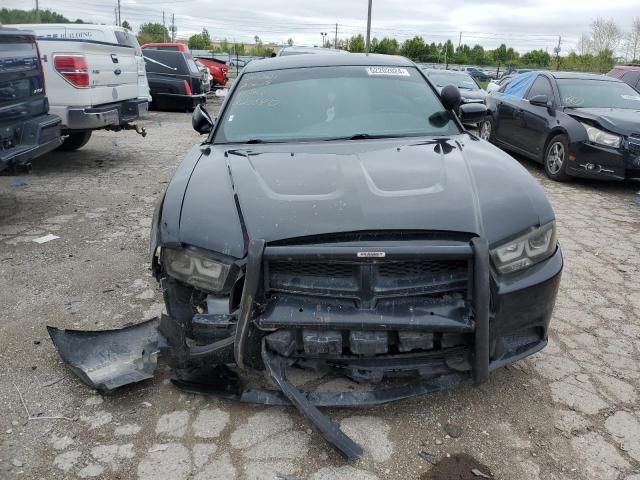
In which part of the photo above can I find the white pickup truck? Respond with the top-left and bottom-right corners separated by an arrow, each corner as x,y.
13,24 -> 150,151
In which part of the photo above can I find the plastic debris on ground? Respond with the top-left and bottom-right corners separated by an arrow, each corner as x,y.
32,234 -> 60,244
14,178 -> 29,187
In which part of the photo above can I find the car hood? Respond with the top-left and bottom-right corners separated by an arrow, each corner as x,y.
175,136 -> 554,258
565,107 -> 640,136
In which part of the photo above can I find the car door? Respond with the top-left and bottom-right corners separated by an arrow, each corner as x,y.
493,87 -> 523,149
517,75 -> 556,159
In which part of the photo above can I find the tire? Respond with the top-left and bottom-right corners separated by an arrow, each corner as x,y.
479,118 -> 494,143
543,134 -> 570,182
57,131 -> 92,152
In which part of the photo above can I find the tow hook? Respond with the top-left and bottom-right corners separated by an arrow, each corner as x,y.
123,123 -> 147,137
106,123 -> 147,137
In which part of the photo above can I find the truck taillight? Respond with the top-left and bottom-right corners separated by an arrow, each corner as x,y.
183,79 -> 192,96
53,54 -> 89,88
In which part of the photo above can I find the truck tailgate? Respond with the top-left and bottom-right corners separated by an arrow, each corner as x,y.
82,42 -> 139,105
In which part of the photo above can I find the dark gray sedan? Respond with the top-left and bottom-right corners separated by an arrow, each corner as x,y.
422,68 -> 488,105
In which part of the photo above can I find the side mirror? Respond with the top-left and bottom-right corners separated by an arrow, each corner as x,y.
192,104 -> 214,134
529,94 -> 555,114
459,103 -> 488,124
440,84 -> 462,111
529,94 -> 549,107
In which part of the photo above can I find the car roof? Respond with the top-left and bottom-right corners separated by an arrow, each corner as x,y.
11,23 -> 128,32
0,26 -> 34,36
611,65 -> 640,71
421,68 -> 470,75
278,46 -> 347,55
547,71 -> 619,81
244,53 -> 415,73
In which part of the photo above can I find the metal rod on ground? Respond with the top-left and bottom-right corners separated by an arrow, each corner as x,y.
366,0 -> 372,53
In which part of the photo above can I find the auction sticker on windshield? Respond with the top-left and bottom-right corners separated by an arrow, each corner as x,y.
366,67 -> 410,76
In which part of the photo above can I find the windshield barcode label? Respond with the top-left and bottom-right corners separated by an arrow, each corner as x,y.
357,251 -> 386,258
366,67 -> 410,77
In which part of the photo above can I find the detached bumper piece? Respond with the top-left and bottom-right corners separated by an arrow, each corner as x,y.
46,318 -> 162,390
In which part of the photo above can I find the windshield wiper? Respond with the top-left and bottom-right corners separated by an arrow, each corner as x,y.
327,133 -> 407,141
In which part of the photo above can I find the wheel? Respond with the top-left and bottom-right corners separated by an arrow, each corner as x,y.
544,134 -> 570,181
57,131 -> 92,151
479,118 -> 493,142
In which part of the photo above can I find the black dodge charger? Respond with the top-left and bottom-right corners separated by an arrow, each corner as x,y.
144,55 -> 563,458
481,70 -> 640,181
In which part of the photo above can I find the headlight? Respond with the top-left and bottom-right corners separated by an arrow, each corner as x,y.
581,123 -> 621,149
490,222 -> 557,274
162,247 -> 232,292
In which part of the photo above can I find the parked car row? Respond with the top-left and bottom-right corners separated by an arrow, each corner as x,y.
0,23 -> 236,173
1,24 -> 151,173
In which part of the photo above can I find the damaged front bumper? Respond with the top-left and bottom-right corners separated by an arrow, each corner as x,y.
48,237 -> 562,460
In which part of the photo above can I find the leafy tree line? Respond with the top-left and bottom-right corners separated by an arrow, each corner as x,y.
1,8 -> 84,24
338,16 -> 639,73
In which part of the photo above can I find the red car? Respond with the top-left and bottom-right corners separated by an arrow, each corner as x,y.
607,65 -> 640,91
141,43 -> 188,52
194,57 -> 228,87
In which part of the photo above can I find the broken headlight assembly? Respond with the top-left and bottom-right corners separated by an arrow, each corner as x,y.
580,123 -> 621,149
161,246 -> 233,293
490,222 -> 557,274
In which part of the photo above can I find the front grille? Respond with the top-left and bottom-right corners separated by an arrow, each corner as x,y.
378,260 -> 467,277
270,262 -> 354,278
628,137 -> 640,156
266,258 -> 469,304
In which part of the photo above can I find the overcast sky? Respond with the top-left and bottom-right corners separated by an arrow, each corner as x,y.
5,0 -> 640,53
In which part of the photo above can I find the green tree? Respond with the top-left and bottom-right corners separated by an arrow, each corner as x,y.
400,36 -> 426,61
491,43 -> 508,76
188,28 -> 211,50
138,22 -> 169,44
348,34 -> 366,53
469,44 -> 486,65
121,20 -> 131,30
1,8 -> 83,24
373,37 -> 399,55
521,49 -> 551,67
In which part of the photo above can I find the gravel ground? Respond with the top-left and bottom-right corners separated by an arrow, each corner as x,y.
1,103 -> 639,480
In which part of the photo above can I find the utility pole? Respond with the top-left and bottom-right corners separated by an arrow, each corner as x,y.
117,0 -> 121,26
458,31 -> 462,48
35,0 -> 40,22
365,0 -> 372,53
171,13 -> 176,42
162,11 -> 167,42
114,7 -> 118,25
334,23 -> 338,49
555,35 -> 561,71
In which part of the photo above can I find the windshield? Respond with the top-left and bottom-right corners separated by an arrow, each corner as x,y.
557,79 -> 640,108
427,72 -> 479,90
213,66 -> 458,144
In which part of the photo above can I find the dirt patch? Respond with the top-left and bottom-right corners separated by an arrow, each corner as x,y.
421,453 -> 493,480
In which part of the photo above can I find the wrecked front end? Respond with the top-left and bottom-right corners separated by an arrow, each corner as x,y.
49,231 -> 561,459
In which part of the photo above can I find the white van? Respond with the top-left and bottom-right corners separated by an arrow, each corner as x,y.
13,24 -> 151,150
